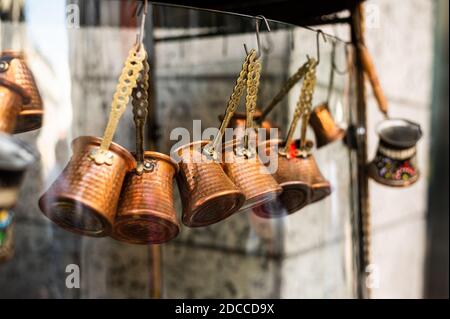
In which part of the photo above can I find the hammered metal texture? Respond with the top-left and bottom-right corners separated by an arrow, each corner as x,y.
4,52 -> 44,134
222,140 -> 282,212
176,141 -> 245,228
309,103 -> 345,148
113,151 -> 180,244
0,53 -> 30,104
255,139 -> 311,218
0,86 -> 21,133
39,136 -> 135,237
300,150 -> 331,204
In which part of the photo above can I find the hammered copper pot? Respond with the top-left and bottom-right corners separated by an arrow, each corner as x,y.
113,151 -> 180,244
0,53 -> 31,133
39,136 -> 135,237
0,51 -> 43,134
309,103 -> 345,148
222,139 -> 282,212
368,118 -> 422,187
254,139 -> 311,218
0,132 -> 36,209
175,140 -> 245,227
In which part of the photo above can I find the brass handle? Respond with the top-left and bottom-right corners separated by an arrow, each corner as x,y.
90,45 -> 146,165
359,44 -> 389,117
261,61 -> 309,119
243,50 -> 261,154
283,58 -> 317,156
132,52 -> 150,174
204,50 -> 254,159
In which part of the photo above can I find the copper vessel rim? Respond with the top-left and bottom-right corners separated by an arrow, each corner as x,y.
72,136 -> 136,171
17,109 -> 44,116
142,150 -> 179,173
192,188 -> 245,210
173,140 -> 210,156
38,195 -> 111,236
114,211 -> 180,227
1,50 -> 25,59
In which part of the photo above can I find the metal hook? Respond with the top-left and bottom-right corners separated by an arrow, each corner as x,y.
135,0 -> 148,48
244,15 -> 271,58
256,15 -> 272,56
308,29 -> 327,64
333,42 -> 351,75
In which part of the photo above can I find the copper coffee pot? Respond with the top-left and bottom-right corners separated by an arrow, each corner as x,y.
309,42 -> 346,148
368,118 -> 422,187
0,51 -> 43,134
174,51 -> 258,227
219,49 -> 281,211
113,59 -> 180,244
175,140 -> 245,227
39,44 -> 146,236
114,151 -> 180,244
255,58 -> 331,218
0,53 -> 31,133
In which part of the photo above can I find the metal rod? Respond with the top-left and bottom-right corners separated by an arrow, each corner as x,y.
350,2 -> 371,300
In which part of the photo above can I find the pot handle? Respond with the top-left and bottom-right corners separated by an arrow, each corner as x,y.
204,50 -> 253,159
283,58 -> 318,156
89,44 -> 146,165
359,44 -> 389,117
132,56 -> 150,174
243,50 -> 262,153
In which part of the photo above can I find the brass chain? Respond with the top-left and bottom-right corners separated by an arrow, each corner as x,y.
261,61 -> 309,119
283,57 -> 317,156
243,50 -> 261,153
132,54 -> 150,175
204,50 -> 254,159
90,44 -> 146,165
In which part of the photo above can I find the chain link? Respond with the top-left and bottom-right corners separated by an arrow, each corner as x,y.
204,50 -> 253,158
243,50 -> 261,153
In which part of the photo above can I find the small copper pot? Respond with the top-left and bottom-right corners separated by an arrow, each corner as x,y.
0,51 -> 43,134
113,151 -> 180,244
0,53 -> 31,133
309,103 -> 345,148
255,139 -> 311,218
0,133 -> 37,209
39,136 -> 135,237
368,118 -> 422,187
222,139 -> 282,211
175,140 -> 245,227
